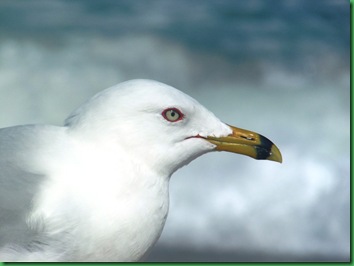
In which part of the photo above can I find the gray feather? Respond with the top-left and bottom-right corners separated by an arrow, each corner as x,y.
0,125 -> 62,253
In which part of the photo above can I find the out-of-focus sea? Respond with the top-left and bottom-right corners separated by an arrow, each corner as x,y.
0,0 -> 349,262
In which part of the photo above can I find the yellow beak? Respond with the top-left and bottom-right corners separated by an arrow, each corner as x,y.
206,125 -> 282,163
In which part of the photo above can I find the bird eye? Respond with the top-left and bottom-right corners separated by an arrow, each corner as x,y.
162,108 -> 184,122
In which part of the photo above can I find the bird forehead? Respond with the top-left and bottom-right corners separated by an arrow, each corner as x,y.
117,87 -> 197,114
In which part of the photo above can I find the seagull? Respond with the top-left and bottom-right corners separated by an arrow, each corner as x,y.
0,79 -> 282,262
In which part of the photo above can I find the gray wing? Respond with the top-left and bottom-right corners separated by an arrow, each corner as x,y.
0,125 -> 53,252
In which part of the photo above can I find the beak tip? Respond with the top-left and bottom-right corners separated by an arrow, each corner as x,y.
268,144 -> 283,163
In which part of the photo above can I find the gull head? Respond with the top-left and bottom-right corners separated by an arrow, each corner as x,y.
65,79 -> 282,176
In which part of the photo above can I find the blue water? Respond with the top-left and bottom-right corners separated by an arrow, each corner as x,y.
0,0 -> 349,261
0,0 -> 349,58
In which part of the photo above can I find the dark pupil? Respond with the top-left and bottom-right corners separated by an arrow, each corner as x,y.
170,111 -> 175,117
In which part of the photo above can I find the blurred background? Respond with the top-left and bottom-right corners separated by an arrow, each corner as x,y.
0,0 -> 349,262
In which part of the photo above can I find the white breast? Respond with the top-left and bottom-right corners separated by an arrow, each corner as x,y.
27,140 -> 170,262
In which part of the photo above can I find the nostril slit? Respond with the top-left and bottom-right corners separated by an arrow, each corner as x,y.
240,135 -> 255,141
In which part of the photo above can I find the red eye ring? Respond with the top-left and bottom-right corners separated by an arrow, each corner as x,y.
162,108 -> 184,122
